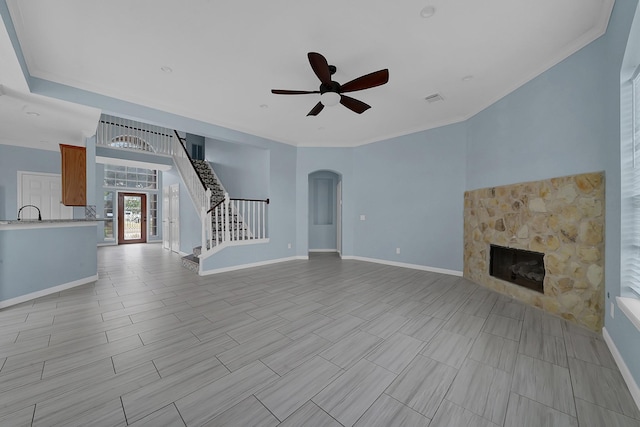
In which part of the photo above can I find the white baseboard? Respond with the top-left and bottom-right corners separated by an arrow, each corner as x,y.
340,256 -> 463,277
199,238 -> 270,260
602,327 -> 640,411
199,256 -> 302,276
0,275 -> 99,309
198,254 -> 461,278
309,249 -> 338,253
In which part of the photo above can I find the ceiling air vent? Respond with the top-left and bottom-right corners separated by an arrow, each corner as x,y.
424,93 -> 444,103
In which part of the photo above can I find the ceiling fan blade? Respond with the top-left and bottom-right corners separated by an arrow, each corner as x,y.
308,52 -> 331,85
271,89 -> 320,95
307,102 -> 325,116
340,95 -> 371,114
340,69 -> 389,93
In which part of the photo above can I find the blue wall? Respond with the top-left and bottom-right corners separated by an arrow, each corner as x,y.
0,224 -> 97,302
353,124 -> 467,271
465,34 -> 614,189
205,138 -> 270,199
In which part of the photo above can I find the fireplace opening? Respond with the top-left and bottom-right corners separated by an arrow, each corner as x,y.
489,245 -> 545,293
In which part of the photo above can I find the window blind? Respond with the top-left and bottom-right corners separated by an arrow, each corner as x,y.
624,74 -> 640,296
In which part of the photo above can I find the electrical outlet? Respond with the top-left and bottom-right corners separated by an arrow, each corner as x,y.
396,248 -> 400,254
360,215 -> 366,221
287,243 -> 291,249
611,302 -> 615,319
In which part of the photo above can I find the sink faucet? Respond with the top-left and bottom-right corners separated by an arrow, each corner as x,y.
17,205 -> 42,221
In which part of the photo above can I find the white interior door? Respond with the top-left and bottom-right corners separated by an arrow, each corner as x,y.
162,186 -> 170,250
169,184 -> 180,253
18,172 -> 73,220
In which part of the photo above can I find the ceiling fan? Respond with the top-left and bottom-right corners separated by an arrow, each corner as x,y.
271,52 -> 389,116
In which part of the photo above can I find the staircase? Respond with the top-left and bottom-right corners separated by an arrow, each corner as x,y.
192,160 -> 225,206
190,160 -> 252,244
180,159 -> 260,273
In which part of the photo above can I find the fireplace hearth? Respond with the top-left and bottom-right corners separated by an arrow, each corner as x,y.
490,245 -> 544,293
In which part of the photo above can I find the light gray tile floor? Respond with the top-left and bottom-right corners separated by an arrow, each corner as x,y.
0,245 -> 638,426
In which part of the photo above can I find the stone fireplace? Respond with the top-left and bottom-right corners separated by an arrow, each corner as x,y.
463,172 -> 604,331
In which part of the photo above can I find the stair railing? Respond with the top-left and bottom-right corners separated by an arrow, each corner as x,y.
97,115 -> 174,155
170,130 -> 209,220
231,197 -> 270,240
206,194 -> 269,249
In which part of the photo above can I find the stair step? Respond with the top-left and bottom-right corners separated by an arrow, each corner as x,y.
181,254 -> 199,273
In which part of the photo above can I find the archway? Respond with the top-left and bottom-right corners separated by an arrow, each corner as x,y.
308,170 -> 342,254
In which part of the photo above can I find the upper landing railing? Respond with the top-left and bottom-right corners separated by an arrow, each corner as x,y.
96,114 -> 174,156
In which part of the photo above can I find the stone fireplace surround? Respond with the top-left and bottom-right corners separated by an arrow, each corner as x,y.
463,172 -> 604,332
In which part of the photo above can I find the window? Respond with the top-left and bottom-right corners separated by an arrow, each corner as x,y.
109,135 -> 155,153
617,25 -> 640,329
191,144 -> 203,160
622,71 -> 640,298
103,191 -> 114,240
104,165 -> 157,189
149,194 -> 158,237
102,164 -> 160,241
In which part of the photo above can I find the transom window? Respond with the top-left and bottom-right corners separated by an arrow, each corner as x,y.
109,135 -> 155,152
104,165 -> 157,189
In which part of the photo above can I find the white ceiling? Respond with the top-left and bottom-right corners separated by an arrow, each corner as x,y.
0,17 -> 101,150
2,0 -> 614,148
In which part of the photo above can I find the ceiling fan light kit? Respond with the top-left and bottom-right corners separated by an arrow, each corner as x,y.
271,52 -> 389,116
320,92 -> 341,106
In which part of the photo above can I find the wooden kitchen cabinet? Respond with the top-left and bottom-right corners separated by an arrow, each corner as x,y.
60,144 -> 86,206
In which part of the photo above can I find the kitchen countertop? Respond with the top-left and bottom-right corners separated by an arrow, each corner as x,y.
0,218 -> 108,224
0,219 -> 106,229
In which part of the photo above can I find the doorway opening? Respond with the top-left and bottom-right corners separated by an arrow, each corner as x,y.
162,184 -> 180,253
308,170 -> 342,254
118,193 -> 147,244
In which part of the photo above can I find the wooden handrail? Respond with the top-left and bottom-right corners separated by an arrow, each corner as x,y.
207,199 -> 225,214
101,120 -> 174,137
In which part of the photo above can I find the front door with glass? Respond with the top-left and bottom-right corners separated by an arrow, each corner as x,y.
117,193 -> 147,244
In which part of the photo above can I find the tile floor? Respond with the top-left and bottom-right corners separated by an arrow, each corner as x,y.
0,244 -> 638,426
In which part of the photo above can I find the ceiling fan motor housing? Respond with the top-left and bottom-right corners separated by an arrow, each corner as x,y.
320,81 -> 341,94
